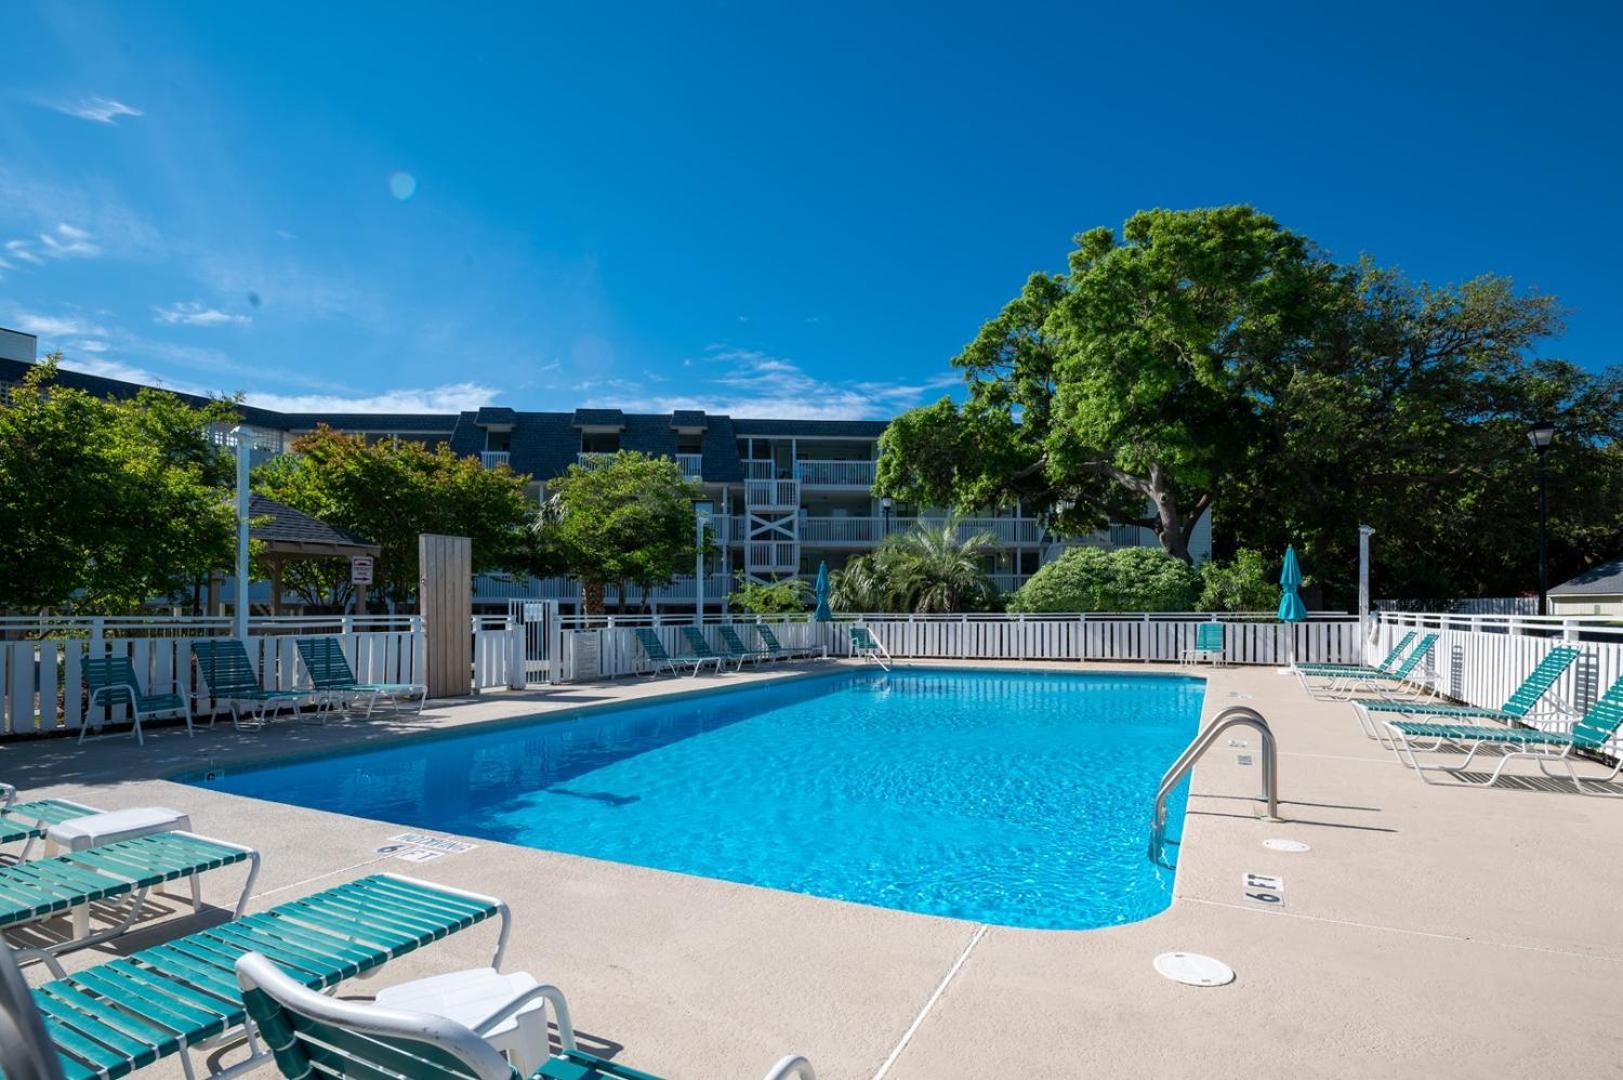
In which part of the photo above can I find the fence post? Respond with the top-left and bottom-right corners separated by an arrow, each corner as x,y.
961,612 -> 968,660
506,616 -> 526,690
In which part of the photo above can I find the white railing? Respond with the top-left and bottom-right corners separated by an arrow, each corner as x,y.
675,453 -> 704,479
745,478 -> 800,507
558,617 -> 825,681
554,611 -> 1359,681
746,541 -> 798,571
1371,610 -> 1623,755
480,450 -> 511,470
795,459 -> 876,487
742,459 -> 777,479
1374,597 -> 1540,616
798,516 -> 1049,546
575,452 -> 615,470
473,573 -> 734,606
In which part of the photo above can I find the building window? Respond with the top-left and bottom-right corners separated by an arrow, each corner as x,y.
486,430 -> 512,452
580,432 -> 619,453
676,432 -> 703,454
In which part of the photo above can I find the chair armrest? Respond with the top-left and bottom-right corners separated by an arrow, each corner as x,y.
471,983 -> 577,1052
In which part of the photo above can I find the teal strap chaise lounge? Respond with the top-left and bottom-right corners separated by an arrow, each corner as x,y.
0,785 -> 102,861
295,636 -> 427,717
1307,633 -> 1439,701
754,624 -> 814,661
1350,644 -> 1583,742
81,656 -> 193,746
236,948 -> 818,1080
1295,630 -> 1416,682
679,626 -> 739,672
0,830 -> 260,964
13,873 -> 510,1080
1180,622 -> 1225,667
717,625 -> 773,667
848,626 -> 892,670
633,629 -> 720,678
1383,675 -> 1623,794
191,639 -> 314,730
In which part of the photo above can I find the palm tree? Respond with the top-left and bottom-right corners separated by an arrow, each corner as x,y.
832,517 -> 1001,613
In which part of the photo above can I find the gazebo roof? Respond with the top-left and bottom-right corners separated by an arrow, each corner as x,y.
249,494 -> 380,558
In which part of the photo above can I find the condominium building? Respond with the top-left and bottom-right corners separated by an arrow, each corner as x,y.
0,343 -> 1212,613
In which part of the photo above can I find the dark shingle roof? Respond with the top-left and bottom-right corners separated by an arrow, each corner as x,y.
730,417 -> 889,438
670,409 -> 707,430
0,358 -> 289,428
571,408 -> 625,428
278,413 -> 457,432
249,494 -> 377,552
474,406 -> 518,426
1550,558 -> 1623,597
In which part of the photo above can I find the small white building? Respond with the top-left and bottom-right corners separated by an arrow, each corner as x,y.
1549,558 -> 1623,617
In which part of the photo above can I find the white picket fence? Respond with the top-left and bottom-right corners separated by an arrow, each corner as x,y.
0,614 -> 529,737
1372,611 -> 1623,756
557,612 -> 1361,681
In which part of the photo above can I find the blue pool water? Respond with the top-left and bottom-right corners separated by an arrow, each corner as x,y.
186,668 -> 1202,929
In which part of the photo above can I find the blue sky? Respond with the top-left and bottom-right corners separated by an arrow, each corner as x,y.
1,2 -> 1617,418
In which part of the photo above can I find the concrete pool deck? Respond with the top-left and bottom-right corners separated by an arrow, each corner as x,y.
2,660 -> 1619,1079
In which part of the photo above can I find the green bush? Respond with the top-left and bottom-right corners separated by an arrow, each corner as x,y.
1197,549 -> 1279,612
1007,547 -> 1200,612
729,573 -> 813,614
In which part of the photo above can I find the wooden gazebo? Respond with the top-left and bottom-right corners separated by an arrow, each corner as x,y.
216,495 -> 381,614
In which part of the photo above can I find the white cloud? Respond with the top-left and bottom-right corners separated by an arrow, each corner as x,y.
5,240 -> 44,265
57,355 -> 209,394
153,300 -> 252,327
70,339 -> 110,353
243,383 -> 503,414
52,97 -> 143,125
36,223 -> 101,258
577,347 -> 960,420
9,311 -> 110,338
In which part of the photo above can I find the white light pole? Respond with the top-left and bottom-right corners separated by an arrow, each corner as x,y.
1358,524 -> 1374,660
233,426 -> 252,640
694,500 -> 713,624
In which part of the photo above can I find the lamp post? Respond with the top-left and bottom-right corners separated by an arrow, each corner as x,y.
1526,421 -> 1555,616
880,496 -> 892,539
693,500 -> 713,623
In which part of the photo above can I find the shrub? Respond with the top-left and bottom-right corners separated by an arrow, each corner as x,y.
730,574 -> 813,614
1007,547 -> 1200,612
1197,549 -> 1279,612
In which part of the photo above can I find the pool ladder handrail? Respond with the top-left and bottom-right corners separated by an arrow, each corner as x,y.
1149,706 -> 1279,866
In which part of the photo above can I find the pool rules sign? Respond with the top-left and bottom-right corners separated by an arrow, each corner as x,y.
350,555 -> 374,585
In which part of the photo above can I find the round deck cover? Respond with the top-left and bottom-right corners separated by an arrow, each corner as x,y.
1154,952 -> 1235,987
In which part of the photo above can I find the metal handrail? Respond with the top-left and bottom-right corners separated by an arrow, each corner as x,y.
1149,706 -> 1279,866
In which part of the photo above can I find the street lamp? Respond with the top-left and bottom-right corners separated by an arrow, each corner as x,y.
693,500 -> 713,623
880,496 -> 892,539
1526,421 -> 1555,615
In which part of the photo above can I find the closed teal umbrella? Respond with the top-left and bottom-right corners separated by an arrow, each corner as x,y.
813,561 -> 832,622
1277,546 -> 1308,622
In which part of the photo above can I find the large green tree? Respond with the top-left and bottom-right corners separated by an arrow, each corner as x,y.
0,357 -> 239,613
534,451 -> 705,614
253,427 -> 536,608
878,206 -> 1347,562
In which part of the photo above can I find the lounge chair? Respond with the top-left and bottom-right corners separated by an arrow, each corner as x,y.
1350,644 -> 1583,742
718,625 -> 773,668
12,873 -> 509,1080
295,636 -> 427,717
81,655 -> 194,746
191,639 -> 314,729
1383,675 -> 1623,794
1306,633 -> 1439,700
633,629 -> 720,678
755,624 -> 814,661
0,830 -> 259,965
848,626 -> 892,670
0,785 -> 102,862
1180,622 -> 1225,667
1295,630 -> 1416,684
680,626 -> 739,672
237,950 -> 818,1080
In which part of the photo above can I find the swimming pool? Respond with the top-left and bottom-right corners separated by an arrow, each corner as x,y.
187,667 -> 1203,930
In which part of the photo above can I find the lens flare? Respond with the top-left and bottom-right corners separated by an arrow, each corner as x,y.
388,171 -> 417,200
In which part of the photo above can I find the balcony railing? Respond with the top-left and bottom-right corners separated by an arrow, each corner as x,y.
575,452 -> 615,470
745,478 -> 800,508
742,459 -> 777,480
797,516 -> 1047,545
745,541 -> 798,571
480,451 -> 511,470
473,573 -> 734,605
675,453 -> 704,479
795,459 -> 876,487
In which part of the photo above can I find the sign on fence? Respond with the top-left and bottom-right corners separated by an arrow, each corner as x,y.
350,556 -> 374,585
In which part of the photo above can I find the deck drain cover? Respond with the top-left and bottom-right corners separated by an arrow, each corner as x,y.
1154,952 -> 1234,987
1263,839 -> 1311,853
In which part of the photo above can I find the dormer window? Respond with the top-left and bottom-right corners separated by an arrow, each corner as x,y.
676,432 -> 703,454
581,431 -> 620,453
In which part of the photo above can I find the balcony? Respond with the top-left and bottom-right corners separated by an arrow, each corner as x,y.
675,453 -> 704,480
575,452 -> 615,470
798,516 -> 1046,546
795,459 -> 876,488
745,478 -> 800,509
746,541 -> 798,572
473,572 -> 734,606
480,451 -> 511,470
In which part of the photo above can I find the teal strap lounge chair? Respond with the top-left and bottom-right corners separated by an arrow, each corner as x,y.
0,830 -> 260,964
236,949 -> 818,1080
633,629 -> 719,678
1181,622 -> 1225,667
718,626 -> 773,667
1296,630 -> 1416,678
1383,675 -> 1623,794
0,785 -> 102,862
679,627 -> 736,673
81,655 -> 193,746
1310,633 -> 1439,701
754,624 -> 813,660
191,639 -> 313,730
15,873 -> 509,1080
848,626 -> 892,670
295,636 -> 427,718
1350,644 -> 1583,741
